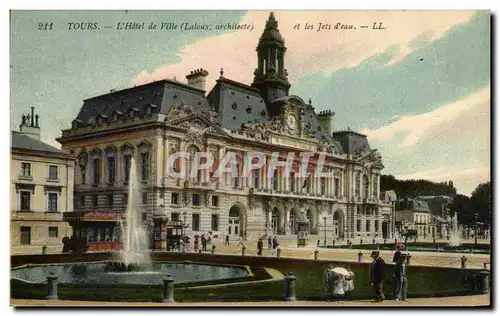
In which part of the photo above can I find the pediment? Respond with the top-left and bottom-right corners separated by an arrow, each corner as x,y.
166,113 -> 228,137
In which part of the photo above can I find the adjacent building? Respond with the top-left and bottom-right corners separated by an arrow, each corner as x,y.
56,13 -> 394,249
11,108 -> 75,254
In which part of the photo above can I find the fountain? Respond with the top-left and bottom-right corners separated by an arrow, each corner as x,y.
116,157 -> 151,270
448,212 -> 462,247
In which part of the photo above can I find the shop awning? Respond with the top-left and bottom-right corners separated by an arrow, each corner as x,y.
63,211 -> 125,222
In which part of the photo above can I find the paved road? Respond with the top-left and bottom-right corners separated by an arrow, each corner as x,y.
209,241 -> 490,269
10,294 -> 490,307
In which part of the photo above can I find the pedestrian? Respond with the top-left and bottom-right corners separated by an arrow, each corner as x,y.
201,234 -> 207,252
394,254 -> 408,301
370,250 -> 386,302
257,238 -> 263,256
272,236 -> 279,255
194,236 -> 200,252
237,236 -> 243,247
180,238 -> 185,252
225,234 -> 230,246
186,237 -> 191,252
268,235 -> 272,250
344,265 -> 355,299
323,264 -> 335,301
392,245 -> 402,263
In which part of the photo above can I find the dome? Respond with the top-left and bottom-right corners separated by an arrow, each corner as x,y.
258,12 -> 284,44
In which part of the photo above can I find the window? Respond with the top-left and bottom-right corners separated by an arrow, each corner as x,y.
92,195 -> 98,207
272,170 -> 279,190
48,165 -> 58,180
20,227 -> 31,245
375,220 -> 379,232
356,219 -> 361,232
107,155 -> 116,183
20,191 -> 31,211
123,193 -> 128,206
171,192 -> 179,205
192,194 -> 201,206
92,158 -> 101,185
107,194 -> 114,207
233,176 -> 239,188
123,154 -> 131,182
334,178 -> 340,197
211,214 -> 219,231
142,192 -> 148,205
302,176 -> 312,193
252,169 -> 260,188
171,212 -> 180,221
320,177 -> 326,195
211,195 -> 219,207
192,214 -> 200,231
140,152 -> 150,181
142,213 -> 148,221
289,172 -> 295,192
80,195 -> 86,207
366,220 -> 371,232
48,227 -> 58,238
47,193 -> 58,212
21,163 -> 31,177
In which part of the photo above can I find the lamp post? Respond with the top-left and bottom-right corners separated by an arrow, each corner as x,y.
473,213 -> 480,245
156,204 -> 166,251
323,216 -> 327,247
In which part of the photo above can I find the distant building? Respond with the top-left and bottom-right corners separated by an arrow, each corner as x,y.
10,108 -> 75,254
418,195 -> 454,217
395,197 -> 436,238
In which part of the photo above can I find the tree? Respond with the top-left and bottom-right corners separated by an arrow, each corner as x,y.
451,194 -> 472,225
469,181 -> 491,226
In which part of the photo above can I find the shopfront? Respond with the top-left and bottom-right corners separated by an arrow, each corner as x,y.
63,211 -> 124,252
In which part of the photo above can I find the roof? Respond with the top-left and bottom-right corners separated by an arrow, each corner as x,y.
75,79 -> 210,127
208,77 -> 269,130
11,131 -> 66,154
331,130 -> 371,154
395,198 -> 431,213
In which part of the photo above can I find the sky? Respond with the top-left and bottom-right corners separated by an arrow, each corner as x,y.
10,10 -> 490,196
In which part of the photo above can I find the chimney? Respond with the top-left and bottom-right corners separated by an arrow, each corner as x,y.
19,106 -> 41,140
186,68 -> 209,91
317,109 -> 335,135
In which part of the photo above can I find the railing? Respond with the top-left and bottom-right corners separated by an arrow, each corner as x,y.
250,188 -> 338,201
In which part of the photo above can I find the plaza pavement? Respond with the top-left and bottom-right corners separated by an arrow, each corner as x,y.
208,240 -> 490,270
10,294 -> 491,307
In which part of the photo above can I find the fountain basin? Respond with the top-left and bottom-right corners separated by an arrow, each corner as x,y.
11,262 -> 249,286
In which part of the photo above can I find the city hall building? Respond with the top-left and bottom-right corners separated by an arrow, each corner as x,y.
57,13 -> 393,248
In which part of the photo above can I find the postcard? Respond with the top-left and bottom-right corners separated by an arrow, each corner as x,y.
9,10 -> 491,307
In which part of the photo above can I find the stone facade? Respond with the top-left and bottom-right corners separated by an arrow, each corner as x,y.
11,109 -> 75,254
57,12 -> 394,244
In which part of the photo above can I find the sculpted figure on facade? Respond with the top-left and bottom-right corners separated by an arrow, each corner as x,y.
168,139 -> 179,155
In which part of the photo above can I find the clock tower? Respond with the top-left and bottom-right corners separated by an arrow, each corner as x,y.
252,12 -> 291,115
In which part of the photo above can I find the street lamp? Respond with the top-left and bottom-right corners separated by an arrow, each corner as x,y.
473,213 -> 480,245
323,216 -> 327,247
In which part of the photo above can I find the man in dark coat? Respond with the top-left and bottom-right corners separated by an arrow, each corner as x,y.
370,250 -> 386,302
257,238 -> 263,255
201,235 -> 207,252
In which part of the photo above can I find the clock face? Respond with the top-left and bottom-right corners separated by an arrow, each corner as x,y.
286,114 -> 297,130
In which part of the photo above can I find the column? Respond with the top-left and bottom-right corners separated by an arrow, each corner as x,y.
155,135 -> 162,186
163,137 -> 169,185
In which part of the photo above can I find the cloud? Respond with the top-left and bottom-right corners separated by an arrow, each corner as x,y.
132,10 -> 476,89
361,85 -> 490,147
361,85 -> 490,195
